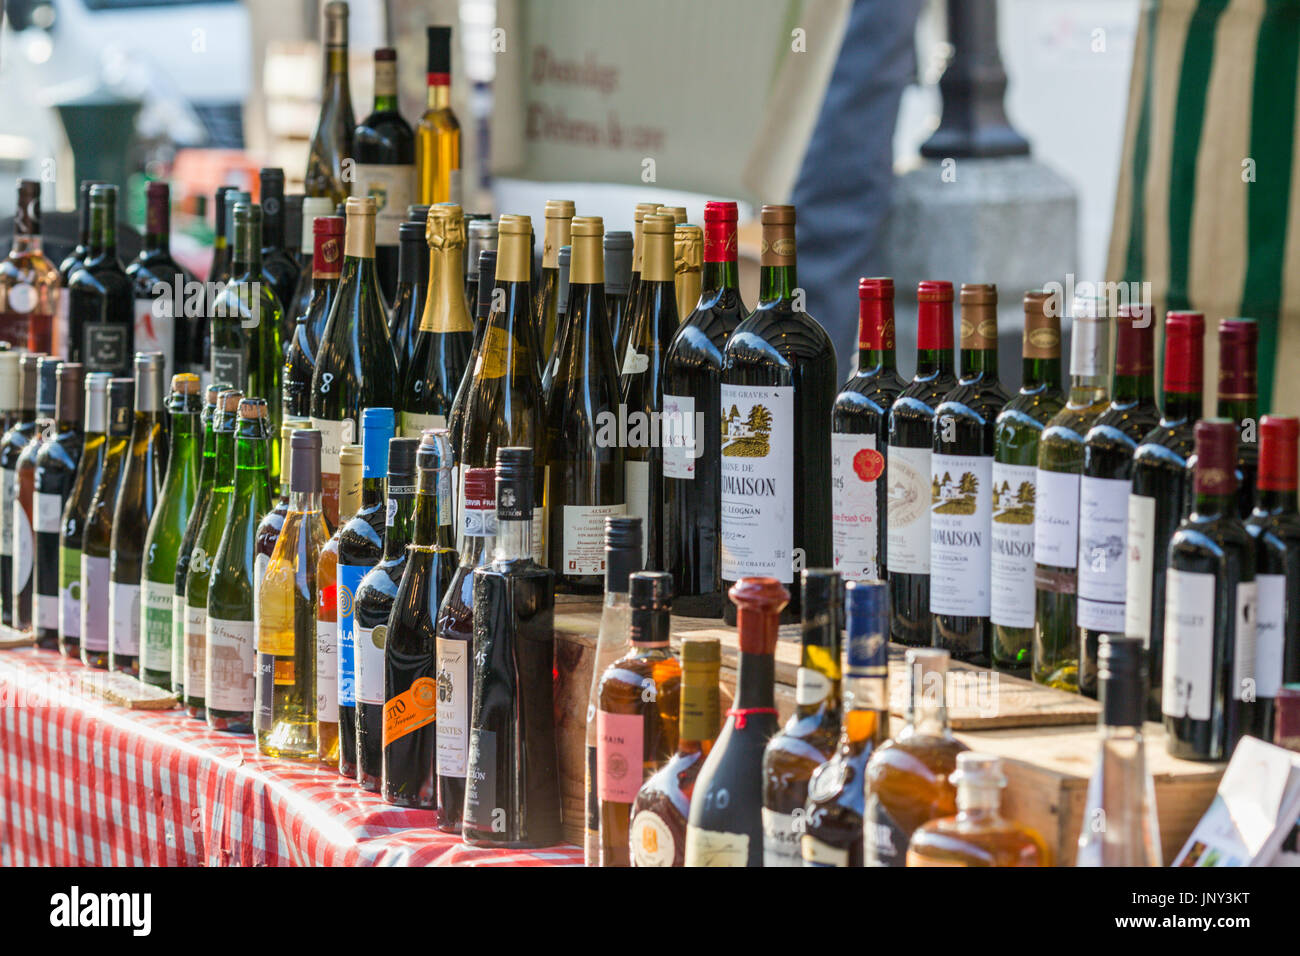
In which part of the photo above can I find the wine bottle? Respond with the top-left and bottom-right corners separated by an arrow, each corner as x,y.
171,383 -> 220,695
58,372 -> 110,659
604,231 -> 633,361
0,351 -> 14,441
208,186 -> 238,287
1125,310 -> 1204,714
139,373 -> 202,688
415,26 -> 462,205
463,219 -> 497,319
0,178 -> 58,353
674,224 -> 703,323
685,577 -> 787,867
383,430 -> 457,807
389,218 -> 426,379
761,569 -> 843,865
540,246 -> 571,396
1033,296 -> 1111,689
183,389 -> 242,717
801,579 -> 890,867
284,215 -> 344,419
0,353 -> 39,629
14,356 -> 56,632
1216,319 -> 1260,519
67,185 -> 134,376
256,428 -> 330,758
930,284 -> 1010,665
108,352 -> 167,675
1163,419 -> 1257,761
257,168 -> 302,349
207,398 -> 272,731
536,200 -> 575,364
310,196 -> 399,527
1077,305 -> 1161,697
305,1 -> 356,207
990,291 -> 1065,674
254,421 -> 306,643
126,182 -> 198,383
448,248 -> 496,552
615,203 -> 662,367
545,217 -> 625,593
463,446 -> 562,847
354,437 -> 420,791
316,441 -> 361,767
284,194 -> 304,268
81,376 -> 134,669
288,197 -> 337,331
58,181 -> 99,284
32,362 -> 86,650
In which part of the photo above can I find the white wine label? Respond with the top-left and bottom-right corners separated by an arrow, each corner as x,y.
884,444 -> 930,574
435,637 -> 469,777
831,431 -> 884,581
1255,574 -> 1286,698
1162,569 -> 1215,721
109,581 -> 141,659
761,808 -> 800,867
929,453 -> 993,617
1124,494 -> 1157,645
184,603 -> 208,699
1234,582 -> 1257,702
1033,468 -> 1080,569
355,162 -> 415,246
683,826 -> 749,867
0,469 -> 14,558
624,459 -> 650,567
1076,475 -> 1131,631
134,296 -> 175,385
802,834 -> 850,867
989,461 -> 1037,628
80,554 -> 110,652
35,592 -> 57,632
355,622 -> 387,706
317,619 -> 338,722
14,496 -> 32,593
629,809 -> 675,867
621,345 -> 650,376
720,384 -> 794,583
60,547 -> 81,640
207,617 -> 255,712
795,666 -> 832,706
562,503 -> 627,576
140,580 -> 174,675
661,393 -> 698,480
400,411 -> 446,439
33,492 -> 63,534
311,416 -> 355,526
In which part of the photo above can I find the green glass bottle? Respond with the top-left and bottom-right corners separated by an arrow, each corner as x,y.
33,362 -> 86,651
80,377 -> 133,669
58,372 -> 110,658
172,383 -> 221,696
304,1 -> 356,208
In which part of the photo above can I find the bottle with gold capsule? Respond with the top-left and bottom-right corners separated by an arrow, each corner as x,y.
316,442 -> 360,767
673,223 -> 702,322
536,200 -> 575,362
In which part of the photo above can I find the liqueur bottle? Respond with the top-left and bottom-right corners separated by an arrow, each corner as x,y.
316,442 -> 361,767
32,362 -> 86,650
662,202 -> 749,615
545,217 -> 625,593
1033,297 -> 1111,688
67,185 -> 134,376
906,753 -> 1049,866
1163,419 -> 1257,761
434,465 -> 498,831
1076,306 -> 1161,697
284,215 -> 344,420
207,399 -> 272,732
864,648 -> 968,866
0,179 -> 59,353
990,291 -> 1065,674
674,224 -> 703,322
720,206 -> 836,624
415,26 -> 462,205
80,377 -> 133,669
108,353 -> 167,675
288,196 -> 336,332
536,200 -> 575,362
0,353 -> 39,628
172,384 -> 220,696
463,447 -> 562,847
930,284 -> 1010,664
1246,416 -> 1300,740
685,577 -> 787,866
305,1 -> 356,207
802,579 -> 890,867
831,278 -> 906,584
336,407 -> 395,777
603,231 -> 633,361
256,429 -> 331,758
886,281 -> 957,644
616,203 -> 663,366
13,355 -> 55,632
1125,311 -> 1204,714
1215,319 -> 1260,519
257,168 -> 302,341
58,372 -> 110,658
1076,635 -> 1162,866
448,248 -> 496,550
139,373 -> 202,688
354,47 -> 415,302
596,571 -> 681,866
310,197 -> 398,527
389,218 -> 426,379
761,569 -> 843,865
126,182 -> 198,382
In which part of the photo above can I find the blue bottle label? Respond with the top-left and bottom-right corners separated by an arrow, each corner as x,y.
337,563 -> 369,707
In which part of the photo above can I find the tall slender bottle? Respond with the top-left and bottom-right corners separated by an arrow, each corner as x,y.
355,48 -> 416,302
127,182 -> 198,382
284,193 -> 304,268
887,281 -> 957,643
990,291 -> 1065,674
12,355 -> 55,631
108,353 -> 166,675
67,185 -> 133,376
257,168 -> 302,346
305,1 -> 356,207
1215,319 -> 1260,519
207,399 -> 272,731
616,203 -> 663,364
448,248 -> 496,549
0,353 -> 39,628
172,384 -> 220,695
58,372 -> 109,657
311,197 -> 399,526
288,196 -> 336,331
604,231 -> 633,361
317,442 -> 361,766
254,422 -> 305,622
540,245 -> 571,395
80,377 -> 133,669
257,429 -> 330,758
140,373 -> 201,687
536,200 -> 575,362
284,217 -> 338,419
32,362 -> 85,650
415,26 -> 462,205
1033,297 -> 1111,689
389,218 -> 427,377
761,569 -> 843,865
1,179 -> 58,353
208,186 -> 237,287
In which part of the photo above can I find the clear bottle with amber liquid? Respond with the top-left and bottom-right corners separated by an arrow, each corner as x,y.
0,179 -> 58,353
304,1 -> 355,207
315,442 -> 361,767
415,26 -> 462,205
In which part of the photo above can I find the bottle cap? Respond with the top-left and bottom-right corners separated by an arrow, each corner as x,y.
0,351 -> 20,411
1097,635 -> 1146,727
290,428 -> 323,494
133,351 -> 165,413
462,466 -> 495,505
758,205 -> 796,268
301,196 -> 335,252
605,516 -> 643,592
703,201 -> 738,265
1218,318 -> 1259,401
1258,415 -> 1298,492
406,204 -> 432,224
18,352 -> 44,411
1163,311 -> 1206,395
340,443 -> 362,466
399,219 -> 425,244
681,636 -> 721,664
171,372 -> 200,396
417,427 -> 453,472
1022,289 -> 1062,359
916,280 -> 955,351
1069,297 -> 1111,378
218,388 -> 244,415
284,194 -> 303,254
386,436 -> 419,483
630,571 -> 673,611
362,407 -> 396,478
206,382 -> 228,407
238,397 -> 267,420
845,579 -> 889,668
951,752 -> 1006,788
35,356 -> 58,416
494,446 -> 534,520
603,231 -> 633,292
108,377 -> 135,436
556,245 -> 572,315
55,363 -> 85,424
857,278 -> 896,353
426,24 -> 452,76
1115,303 -> 1155,376
729,576 -> 789,655
476,250 -> 498,317
84,372 -> 111,434
959,283 -> 998,350
1193,418 -> 1239,497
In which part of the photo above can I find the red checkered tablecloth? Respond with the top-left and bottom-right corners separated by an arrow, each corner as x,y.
0,647 -> 581,867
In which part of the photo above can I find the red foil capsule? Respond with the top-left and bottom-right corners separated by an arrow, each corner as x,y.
703,201 -> 738,264
1193,418 -> 1239,497
1115,303 -> 1155,377
1258,415 -> 1299,492
858,277 -> 895,352
916,280 -> 954,352
1218,318 -> 1259,402
1163,311 -> 1205,395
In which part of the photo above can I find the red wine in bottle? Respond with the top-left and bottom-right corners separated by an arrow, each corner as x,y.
67,185 -> 134,377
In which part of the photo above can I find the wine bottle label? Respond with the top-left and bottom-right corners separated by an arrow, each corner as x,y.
14,495 -> 33,593
621,344 -> 650,376
253,552 -> 269,638
317,619 -> 339,722
1234,582 -> 1257,702
256,653 -> 275,723
336,563 -> 367,707
59,546 -> 81,640
382,676 -> 438,747
134,297 -> 174,385
929,453 -> 993,618
884,444 -> 930,575
1032,468 -> 1080,570
532,504 -> 547,566
463,727 -> 498,829
0,469 -> 14,559
355,622 -> 387,706
210,347 -> 244,394
683,826 -> 748,867
80,554 -> 110,652
140,580 -> 173,675
597,709 -> 644,803
463,502 -> 497,538
1075,475 -> 1130,632
171,593 -> 185,690
311,416 -> 355,527
184,603 -> 207,699
1256,574 -> 1285,698
795,666 -> 832,706
620,460 -> 650,566
400,411 -> 446,439
761,808 -> 801,867
1123,493 -> 1157,645
84,324 -> 130,375
354,163 -> 415,246
864,797 -> 907,867
661,394 -> 697,480
33,492 -> 62,534
207,616 -> 254,711
629,810 -> 675,867
563,503 -> 627,576
109,581 -> 141,658
719,384 -> 794,583
1162,568 -> 1214,721
989,462 -> 1037,629
802,834 -> 850,867
831,432 -> 884,581
435,636 -> 469,777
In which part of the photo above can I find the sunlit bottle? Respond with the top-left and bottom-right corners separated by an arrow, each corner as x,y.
304,1 -> 356,207
415,25 -> 462,204
58,372 -> 110,658
80,377 -> 133,669
316,442 -> 361,767
0,179 -> 58,353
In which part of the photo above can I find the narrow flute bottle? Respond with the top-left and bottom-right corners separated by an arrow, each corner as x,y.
886,281 -> 956,644
67,185 -> 133,376
257,429 -> 330,758
616,203 -> 662,363
1,178 -> 59,353
13,356 -> 55,631
126,181 -> 198,383
536,200 -> 575,362
0,353 -> 39,628
257,168 -> 302,342
316,442 -> 361,767
415,25 -> 462,205
604,231 -> 633,360
58,373 -> 110,657
1215,319 -> 1259,519
284,214 -> 344,419
80,377 -> 133,669
304,1 -> 356,207
449,248 -> 496,546
172,384 -> 220,696
33,363 -> 85,650
389,218 -> 426,379
762,569 -> 843,865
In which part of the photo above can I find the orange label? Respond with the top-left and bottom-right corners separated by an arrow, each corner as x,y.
273,659 -> 295,686
382,676 -> 438,747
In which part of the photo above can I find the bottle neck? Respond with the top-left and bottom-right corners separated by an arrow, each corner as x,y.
213,430 -> 237,487
907,666 -> 950,737
232,220 -> 263,277
384,481 -> 417,559
1162,389 -> 1201,424
425,79 -> 450,111
1218,395 -> 1258,433
1257,487 -> 1299,514
144,195 -> 170,257
960,345 -> 998,381
1068,370 -> 1110,407
1194,488 -> 1236,519
494,513 -> 532,562
89,201 -> 117,259
289,488 -> 323,515
413,466 -> 454,549
1112,369 -> 1155,405
233,426 -> 268,493
360,474 -> 385,508
677,661 -> 721,753
700,257 -> 740,297
262,191 -> 285,250
757,263 -> 797,306
1021,355 -> 1061,392
956,784 -> 1004,816
915,347 -> 955,378
734,650 -> 776,711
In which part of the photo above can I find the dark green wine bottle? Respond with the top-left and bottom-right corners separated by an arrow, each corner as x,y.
80,376 -> 133,669
257,168 -> 302,349
58,372 -> 110,658
172,383 -> 221,695
33,362 -> 86,650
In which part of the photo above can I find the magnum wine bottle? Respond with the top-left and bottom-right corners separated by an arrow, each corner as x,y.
604,231 -> 633,362
305,1 -> 356,207
257,168 -> 302,342
14,356 -> 56,632
415,25 -> 462,205
125,181 -> 197,382
172,384 -> 220,695
284,215 -> 344,419
32,362 -> 85,650
887,281 -> 956,644
355,48 -> 416,303
58,373 -> 110,658
0,352 -> 39,628
81,377 -> 133,669
720,205 -> 836,624
536,200 -> 575,362
67,185 -> 133,376
1215,319 -> 1260,519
